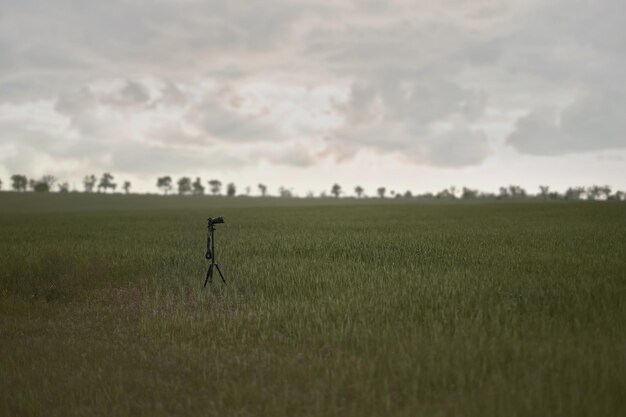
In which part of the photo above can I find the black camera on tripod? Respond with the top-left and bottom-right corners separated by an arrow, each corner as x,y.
205,216 -> 226,286
208,216 -> 224,227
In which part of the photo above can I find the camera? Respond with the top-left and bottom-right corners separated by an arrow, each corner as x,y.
208,216 -> 225,226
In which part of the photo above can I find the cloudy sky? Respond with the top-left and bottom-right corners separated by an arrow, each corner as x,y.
1,0 -> 624,195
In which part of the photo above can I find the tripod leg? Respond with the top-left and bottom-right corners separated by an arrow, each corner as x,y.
204,264 -> 213,287
214,264 -> 226,284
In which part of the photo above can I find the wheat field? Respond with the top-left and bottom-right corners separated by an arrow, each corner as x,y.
1,193 -> 624,416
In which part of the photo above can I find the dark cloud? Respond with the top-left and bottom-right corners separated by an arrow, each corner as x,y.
157,82 -> 188,108
186,94 -> 283,143
507,91 -> 626,155
114,81 -> 152,106
328,76 -> 490,167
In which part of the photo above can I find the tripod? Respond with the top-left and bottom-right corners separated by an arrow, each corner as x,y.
204,221 -> 226,286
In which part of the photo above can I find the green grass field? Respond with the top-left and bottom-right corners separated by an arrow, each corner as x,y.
1,193 -> 624,416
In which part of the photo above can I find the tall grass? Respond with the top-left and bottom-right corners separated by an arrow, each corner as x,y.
1,194 -> 624,416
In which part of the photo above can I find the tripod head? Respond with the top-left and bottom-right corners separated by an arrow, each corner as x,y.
208,216 -> 225,231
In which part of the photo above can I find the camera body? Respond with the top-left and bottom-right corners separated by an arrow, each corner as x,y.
208,216 -> 225,227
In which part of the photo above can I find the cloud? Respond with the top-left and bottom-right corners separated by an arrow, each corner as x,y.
108,142 -> 244,175
421,127 -> 490,167
0,0 -> 625,185
112,81 -> 152,106
54,88 -> 98,119
157,81 -> 188,108
263,141 -> 319,167
0,119 -> 104,179
507,91 -> 626,155
186,93 -> 283,143
327,76 -> 490,167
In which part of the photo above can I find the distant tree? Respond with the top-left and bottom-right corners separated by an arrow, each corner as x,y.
320,191 -> 327,198
0,178 -> 3,191
462,187 -> 478,199
279,186 -> 293,198
177,177 -> 192,195
10,175 -> 28,192
586,185 -> 602,201
613,190 -> 625,201
539,185 -> 550,199
564,187 -> 584,200
226,183 -> 236,197
377,187 -> 386,198
258,183 -> 267,197
29,175 -> 56,193
498,186 -> 509,199
58,182 -> 69,193
192,177 -> 205,195
157,176 -> 173,195
390,190 -> 396,197
208,179 -> 222,196
355,186 -> 364,198
600,185 -> 612,200
306,190 -> 315,198
245,186 -> 251,196
331,184 -> 341,198
98,173 -> 115,193
83,175 -> 97,193
436,188 -> 455,199
508,185 -> 526,199
41,175 -> 57,190
28,179 -> 36,191
33,182 -> 50,192
403,190 -> 413,198
123,181 -> 131,194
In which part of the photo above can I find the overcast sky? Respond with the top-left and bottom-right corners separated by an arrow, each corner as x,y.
1,0 -> 625,195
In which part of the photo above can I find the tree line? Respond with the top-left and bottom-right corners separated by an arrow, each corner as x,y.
5,173 -> 131,194
0,174 -> 624,201
337,184 -> 622,201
